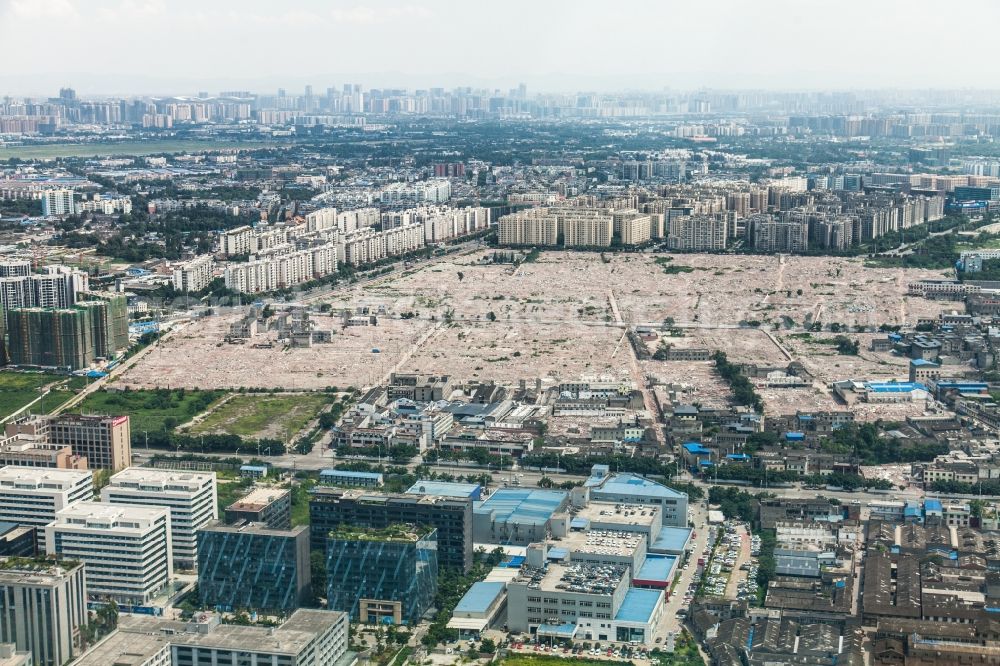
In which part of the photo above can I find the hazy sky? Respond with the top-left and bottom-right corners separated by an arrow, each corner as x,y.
2,0 -> 998,96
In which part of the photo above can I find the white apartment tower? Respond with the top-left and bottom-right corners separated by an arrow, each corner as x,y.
172,255 -> 215,293
41,189 -> 75,216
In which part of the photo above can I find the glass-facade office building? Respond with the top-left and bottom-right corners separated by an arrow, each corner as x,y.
197,523 -> 311,613
325,525 -> 438,626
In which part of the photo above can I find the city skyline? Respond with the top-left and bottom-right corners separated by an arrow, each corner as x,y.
2,0 -> 1000,95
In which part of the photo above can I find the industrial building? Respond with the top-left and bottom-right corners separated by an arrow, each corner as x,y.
101,468 -> 217,569
196,522 -> 311,613
472,488 -> 570,545
325,524 -> 438,626
506,548 -> 664,645
583,466 -> 689,527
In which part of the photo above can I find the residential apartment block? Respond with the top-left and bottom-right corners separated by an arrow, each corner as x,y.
171,255 -> 214,293
223,243 -> 337,294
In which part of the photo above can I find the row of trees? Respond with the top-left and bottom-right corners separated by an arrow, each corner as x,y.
712,351 -> 764,411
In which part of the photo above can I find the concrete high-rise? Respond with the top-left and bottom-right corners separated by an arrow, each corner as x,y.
0,560 -> 88,666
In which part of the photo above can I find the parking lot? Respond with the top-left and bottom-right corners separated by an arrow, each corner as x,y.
698,521 -> 761,603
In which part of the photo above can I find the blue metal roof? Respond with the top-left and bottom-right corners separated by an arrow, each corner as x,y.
537,623 -> 578,638
936,381 -> 989,391
547,547 -> 569,560
500,555 -> 525,568
910,359 -> 938,367
924,499 -> 943,512
865,382 -> 928,393
454,581 -> 505,614
320,469 -> 383,481
592,474 -> 687,500
635,555 -> 677,583
614,588 -> 662,623
650,527 -> 692,554
726,454 -> 751,460
406,480 -> 481,499
474,488 -> 567,526
570,517 -> 590,530
240,465 -> 267,472
682,442 -> 710,454
785,432 -> 805,440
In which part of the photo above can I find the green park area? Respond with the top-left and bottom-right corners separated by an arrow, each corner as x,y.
186,393 -> 334,442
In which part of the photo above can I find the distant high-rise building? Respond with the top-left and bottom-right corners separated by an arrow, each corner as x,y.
751,215 -> 809,252
666,215 -> 727,251
40,190 -> 75,216
497,209 -> 559,247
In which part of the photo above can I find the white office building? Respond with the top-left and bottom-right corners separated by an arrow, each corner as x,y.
45,502 -> 173,606
101,468 -> 217,569
0,466 -> 93,547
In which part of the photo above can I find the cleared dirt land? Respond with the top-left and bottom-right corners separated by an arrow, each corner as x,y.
118,252 -> 961,419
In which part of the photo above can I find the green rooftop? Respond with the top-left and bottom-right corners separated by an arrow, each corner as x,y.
328,523 -> 433,543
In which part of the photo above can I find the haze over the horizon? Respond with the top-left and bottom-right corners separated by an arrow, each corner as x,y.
1,0 -> 998,97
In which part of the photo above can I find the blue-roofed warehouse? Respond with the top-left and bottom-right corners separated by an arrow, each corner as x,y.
613,588 -> 665,643
585,467 -> 689,527
473,488 -> 569,545
406,480 -> 481,500
447,580 -> 507,636
650,526 -> 693,555
633,554 -> 678,589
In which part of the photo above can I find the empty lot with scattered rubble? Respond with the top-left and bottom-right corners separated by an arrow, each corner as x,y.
118,251 -> 960,419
